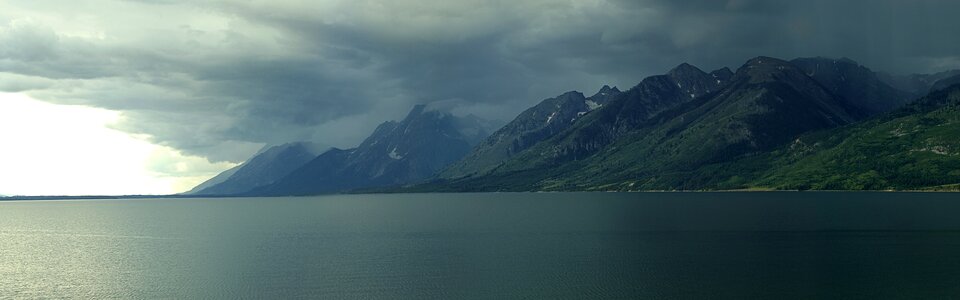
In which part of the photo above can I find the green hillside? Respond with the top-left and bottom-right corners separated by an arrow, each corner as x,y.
757,85 -> 960,190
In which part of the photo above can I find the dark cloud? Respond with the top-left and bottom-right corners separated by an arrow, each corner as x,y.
2,0 -> 960,163
637,0 -> 960,73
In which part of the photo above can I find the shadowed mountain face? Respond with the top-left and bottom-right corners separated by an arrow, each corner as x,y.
930,74 -> 960,93
249,105 -> 493,196
790,57 -> 912,115
190,142 -> 325,195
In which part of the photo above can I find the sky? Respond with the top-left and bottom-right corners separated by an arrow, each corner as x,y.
2,0 -> 960,195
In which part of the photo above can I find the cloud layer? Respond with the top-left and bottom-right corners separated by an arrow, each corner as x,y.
3,0 -> 960,163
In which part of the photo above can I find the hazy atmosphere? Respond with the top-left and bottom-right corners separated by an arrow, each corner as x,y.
2,0 -> 959,195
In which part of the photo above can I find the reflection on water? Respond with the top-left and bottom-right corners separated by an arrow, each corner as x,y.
2,192 -> 960,298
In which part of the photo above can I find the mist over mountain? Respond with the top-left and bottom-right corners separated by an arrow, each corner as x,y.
879,70 -> 960,96
440,86 -> 620,178
929,74 -> 960,93
190,142 -> 327,195
790,57 -> 913,114
244,105 -> 495,196
185,165 -> 240,194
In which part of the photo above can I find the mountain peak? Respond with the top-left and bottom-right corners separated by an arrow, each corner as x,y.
744,56 -> 791,67
668,62 -> 707,78
709,67 -> 735,86
664,62 -> 721,99
404,104 -> 428,120
400,103 -> 456,123
792,56 -> 861,67
838,57 -> 858,65
710,67 -> 734,79
560,90 -> 584,98
735,56 -> 808,84
592,85 -> 621,98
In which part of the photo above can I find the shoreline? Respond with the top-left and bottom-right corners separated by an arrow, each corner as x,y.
3,188 -> 959,201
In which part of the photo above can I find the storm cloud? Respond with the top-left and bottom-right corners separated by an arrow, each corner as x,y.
2,0 -> 959,163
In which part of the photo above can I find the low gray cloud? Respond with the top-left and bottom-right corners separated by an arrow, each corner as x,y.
2,0 -> 960,163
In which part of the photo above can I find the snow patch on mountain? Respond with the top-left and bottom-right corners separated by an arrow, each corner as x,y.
388,147 -> 403,160
585,100 -> 601,110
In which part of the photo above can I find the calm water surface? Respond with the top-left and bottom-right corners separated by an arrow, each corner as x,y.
2,192 -> 960,298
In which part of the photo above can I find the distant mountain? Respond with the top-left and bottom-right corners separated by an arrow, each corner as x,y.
190,142 -> 326,195
251,105 -> 492,195
790,57 -> 912,114
879,69 -> 960,96
929,74 -> 960,93
185,164 -> 240,194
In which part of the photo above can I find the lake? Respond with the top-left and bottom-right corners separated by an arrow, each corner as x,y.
3,192 -> 960,298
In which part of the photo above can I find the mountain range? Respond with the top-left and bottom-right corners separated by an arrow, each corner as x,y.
191,56 -> 960,195
190,105 -> 499,196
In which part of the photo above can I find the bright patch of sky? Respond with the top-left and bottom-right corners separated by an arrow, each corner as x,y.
0,93 -> 235,196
